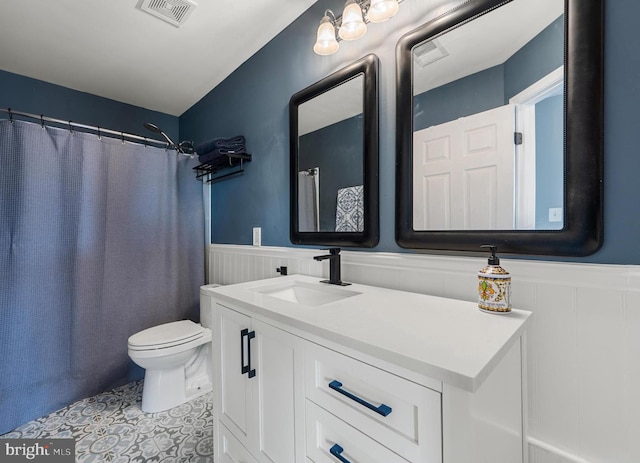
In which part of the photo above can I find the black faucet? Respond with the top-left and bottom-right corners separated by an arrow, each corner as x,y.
313,248 -> 350,286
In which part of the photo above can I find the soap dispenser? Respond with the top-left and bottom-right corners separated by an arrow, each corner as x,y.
478,245 -> 511,314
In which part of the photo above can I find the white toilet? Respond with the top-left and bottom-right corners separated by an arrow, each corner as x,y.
128,319 -> 212,413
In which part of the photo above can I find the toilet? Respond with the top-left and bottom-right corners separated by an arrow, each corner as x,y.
128,319 -> 212,413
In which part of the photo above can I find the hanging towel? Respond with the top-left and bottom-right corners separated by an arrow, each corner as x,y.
335,185 -> 364,232
195,135 -> 246,156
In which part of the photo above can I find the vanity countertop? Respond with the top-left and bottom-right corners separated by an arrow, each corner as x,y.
201,275 -> 531,392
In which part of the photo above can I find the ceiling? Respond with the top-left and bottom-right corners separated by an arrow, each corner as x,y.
0,0 -> 317,116
413,0 -> 564,95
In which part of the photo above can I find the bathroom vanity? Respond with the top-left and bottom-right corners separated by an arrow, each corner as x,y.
200,275 -> 531,463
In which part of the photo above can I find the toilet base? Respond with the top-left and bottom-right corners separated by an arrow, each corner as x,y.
141,367 -> 212,413
141,366 -> 184,413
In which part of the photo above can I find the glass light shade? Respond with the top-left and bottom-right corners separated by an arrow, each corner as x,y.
313,16 -> 339,55
366,0 -> 399,23
338,1 -> 367,41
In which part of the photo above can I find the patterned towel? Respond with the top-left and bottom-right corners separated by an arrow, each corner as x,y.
335,185 -> 364,232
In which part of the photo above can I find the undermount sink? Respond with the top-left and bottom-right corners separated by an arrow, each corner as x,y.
252,280 -> 360,307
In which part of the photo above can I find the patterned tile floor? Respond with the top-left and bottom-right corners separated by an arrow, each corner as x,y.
2,381 -> 213,462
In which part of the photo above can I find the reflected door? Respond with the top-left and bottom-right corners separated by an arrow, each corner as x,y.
413,104 -> 515,230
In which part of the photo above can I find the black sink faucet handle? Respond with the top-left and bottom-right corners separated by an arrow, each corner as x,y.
313,248 -> 348,285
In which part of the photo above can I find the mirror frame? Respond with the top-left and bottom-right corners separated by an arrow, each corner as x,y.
290,54 -> 379,247
395,0 -> 603,256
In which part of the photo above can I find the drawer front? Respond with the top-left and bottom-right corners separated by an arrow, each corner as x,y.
306,401 -> 408,463
219,424 -> 259,463
305,343 -> 442,462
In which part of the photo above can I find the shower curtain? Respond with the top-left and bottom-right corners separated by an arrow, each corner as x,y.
0,120 -> 204,434
298,169 -> 319,232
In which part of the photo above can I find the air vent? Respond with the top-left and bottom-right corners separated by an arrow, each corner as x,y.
136,0 -> 197,27
413,39 -> 449,68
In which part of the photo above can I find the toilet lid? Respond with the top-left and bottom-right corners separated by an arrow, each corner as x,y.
128,320 -> 204,349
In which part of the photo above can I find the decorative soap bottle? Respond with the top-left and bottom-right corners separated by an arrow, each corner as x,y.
478,245 -> 511,314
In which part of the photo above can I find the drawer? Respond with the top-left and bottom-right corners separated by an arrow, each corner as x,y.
306,400 -> 408,463
219,424 -> 259,463
304,343 -> 442,462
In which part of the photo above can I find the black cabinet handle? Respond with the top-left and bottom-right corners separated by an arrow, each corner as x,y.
329,444 -> 351,463
240,328 -> 256,378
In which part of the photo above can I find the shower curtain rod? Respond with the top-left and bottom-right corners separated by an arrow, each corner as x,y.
0,107 -> 170,148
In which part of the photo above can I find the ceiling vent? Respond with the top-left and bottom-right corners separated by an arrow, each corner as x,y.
136,0 -> 197,27
414,39 -> 449,68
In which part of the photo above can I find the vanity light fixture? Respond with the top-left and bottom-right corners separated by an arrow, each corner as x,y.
313,11 -> 340,55
339,0 -> 368,40
313,0 -> 402,55
366,0 -> 399,23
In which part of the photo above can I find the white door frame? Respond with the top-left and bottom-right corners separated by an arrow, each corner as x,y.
509,66 -> 564,229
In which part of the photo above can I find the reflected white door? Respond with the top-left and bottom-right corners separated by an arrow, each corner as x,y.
413,104 -> 515,230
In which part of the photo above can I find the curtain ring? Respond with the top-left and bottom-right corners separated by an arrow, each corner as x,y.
8,108 -> 13,123
41,115 -> 45,129
69,121 -> 74,134
144,137 -> 148,148
97,127 -> 102,140
121,132 -> 125,144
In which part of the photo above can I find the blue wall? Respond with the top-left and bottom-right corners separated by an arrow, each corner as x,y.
535,94 -> 564,230
180,0 -> 640,263
413,65 -> 504,131
0,70 -> 179,142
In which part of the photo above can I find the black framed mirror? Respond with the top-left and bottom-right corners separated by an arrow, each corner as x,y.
396,0 -> 603,255
290,54 -> 379,247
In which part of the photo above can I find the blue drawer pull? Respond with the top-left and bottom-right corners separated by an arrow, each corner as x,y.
328,380 -> 392,417
330,444 -> 351,463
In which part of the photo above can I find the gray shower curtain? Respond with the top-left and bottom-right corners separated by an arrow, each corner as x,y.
0,120 -> 204,434
298,169 -> 319,232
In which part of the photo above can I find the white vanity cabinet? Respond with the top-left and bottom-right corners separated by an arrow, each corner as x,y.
202,275 -> 531,463
212,301 -> 305,463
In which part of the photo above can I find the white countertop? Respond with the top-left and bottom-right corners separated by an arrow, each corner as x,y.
201,275 -> 531,392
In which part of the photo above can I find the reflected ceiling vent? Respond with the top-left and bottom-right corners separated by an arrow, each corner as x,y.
414,39 -> 449,67
136,0 -> 197,27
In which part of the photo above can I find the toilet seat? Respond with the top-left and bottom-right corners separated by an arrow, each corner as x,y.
128,320 -> 205,351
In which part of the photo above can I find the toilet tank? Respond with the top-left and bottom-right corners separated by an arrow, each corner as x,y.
200,284 -> 221,329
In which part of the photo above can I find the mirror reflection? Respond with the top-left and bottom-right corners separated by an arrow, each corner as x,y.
411,0 -> 564,231
297,76 -> 364,232
290,54 -> 378,247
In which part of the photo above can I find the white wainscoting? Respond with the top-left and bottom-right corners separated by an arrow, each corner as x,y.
208,244 -> 640,463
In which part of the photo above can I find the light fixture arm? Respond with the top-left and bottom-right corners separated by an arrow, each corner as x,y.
324,9 -> 338,24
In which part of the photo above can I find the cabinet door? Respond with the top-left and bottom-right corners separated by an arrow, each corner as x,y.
250,318 -> 302,463
220,423 -> 260,463
217,305 -> 253,448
